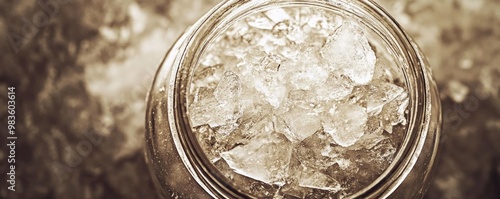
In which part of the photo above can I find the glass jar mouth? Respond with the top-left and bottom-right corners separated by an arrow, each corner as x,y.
166,0 -> 433,198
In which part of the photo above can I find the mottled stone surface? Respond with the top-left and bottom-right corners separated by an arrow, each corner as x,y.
0,0 -> 499,199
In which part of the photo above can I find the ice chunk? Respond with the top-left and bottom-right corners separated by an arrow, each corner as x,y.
244,113 -> 275,139
280,107 -> 322,142
307,13 -> 343,37
214,71 -> 242,103
194,124 -> 223,163
315,74 -> 354,101
265,9 -> 306,43
288,89 -> 308,101
246,13 -> 275,30
347,130 -> 386,150
220,133 -> 293,186
199,53 -> 222,67
265,8 -> 291,23
333,158 -> 351,170
364,115 -> 383,135
278,46 -> 329,90
318,146 -> 352,170
189,71 -> 242,132
191,86 -> 214,103
284,21 -> 306,43
287,64 -> 329,90
239,51 -> 288,108
251,68 -> 287,108
372,59 -> 397,83
189,98 -> 218,127
292,131 -> 335,170
298,169 -> 342,192
192,64 -> 224,88
380,91 -> 409,133
365,81 -> 405,116
320,20 -> 376,85
322,103 -> 368,147
212,158 -> 278,198
189,97 -> 241,132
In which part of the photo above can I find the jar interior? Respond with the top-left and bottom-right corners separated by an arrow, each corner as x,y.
182,1 -> 416,198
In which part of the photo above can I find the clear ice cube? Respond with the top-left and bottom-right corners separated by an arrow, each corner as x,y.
281,107 -> 322,142
380,91 -> 409,133
252,73 -> 287,108
320,20 -> 376,85
220,133 -> 293,186
194,124 -> 223,163
277,46 -> 330,91
246,13 -> 275,30
298,169 -> 342,192
347,128 -> 386,150
189,97 -> 240,133
365,81 -> 405,116
189,71 -> 242,133
265,8 -> 291,23
244,113 -> 275,139
287,63 -> 329,90
315,74 -> 354,101
322,103 -> 368,147
214,71 -> 242,103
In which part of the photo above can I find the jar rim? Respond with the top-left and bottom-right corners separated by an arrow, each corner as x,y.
166,0 -> 434,198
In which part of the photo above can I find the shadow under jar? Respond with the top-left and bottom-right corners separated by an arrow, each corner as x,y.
145,0 -> 442,198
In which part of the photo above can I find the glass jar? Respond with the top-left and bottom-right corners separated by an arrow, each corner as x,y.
145,0 -> 442,198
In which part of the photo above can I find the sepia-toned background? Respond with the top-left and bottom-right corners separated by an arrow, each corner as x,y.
0,0 -> 499,198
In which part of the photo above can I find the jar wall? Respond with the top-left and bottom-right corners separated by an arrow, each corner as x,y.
145,34 -> 212,198
386,43 -> 442,198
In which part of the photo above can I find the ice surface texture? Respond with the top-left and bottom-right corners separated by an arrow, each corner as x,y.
188,7 -> 409,197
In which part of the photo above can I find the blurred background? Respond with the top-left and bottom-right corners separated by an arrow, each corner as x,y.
0,0 -> 499,198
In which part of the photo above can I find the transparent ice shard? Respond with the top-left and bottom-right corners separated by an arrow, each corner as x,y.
322,103 -> 368,147
307,13 -> 343,37
214,71 -> 242,103
315,74 -> 354,101
320,20 -> 376,85
189,72 -> 242,134
246,13 -> 275,30
189,97 -> 219,127
347,130 -> 386,151
193,124 -> 223,163
281,107 -> 322,142
252,73 -> 287,108
191,64 -> 224,88
239,50 -> 288,108
298,169 -> 342,192
380,91 -> 409,133
265,8 -> 291,23
284,21 -> 306,43
276,46 -> 330,91
220,133 -> 293,186
287,63 -> 329,90
242,112 -> 275,139
365,81 -> 405,116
